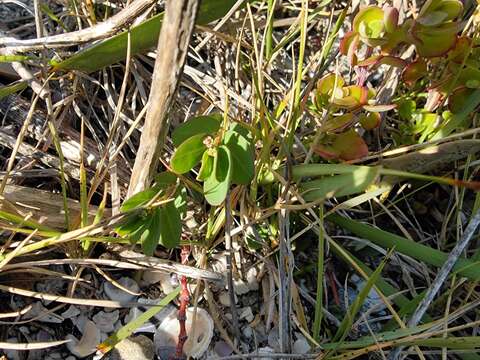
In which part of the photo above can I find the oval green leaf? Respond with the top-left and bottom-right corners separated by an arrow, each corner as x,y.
224,130 -> 254,185
158,202 -> 181,249
120,186 -> 161,212
170,133 -> 207,174
172,114 -> 222,147
204,145 -> 232,205
197,150 -> 214,181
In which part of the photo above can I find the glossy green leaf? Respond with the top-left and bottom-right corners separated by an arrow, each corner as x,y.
170,133 -> 207,174
53,0 -> 239,73
300,166 -> 380,201
115,213 -> 144,237
154,171 -> 177,188
353,6 -> 384,39
120,187 -> 161,212
172,114 -> 222,147
224,130 -> 254,185
412,22 -> 459,57
174,186 -> 188,216
142,210 -> 160,256
204,145 -> 232,205
158,202 -> 181,249
197,150 -> 214,181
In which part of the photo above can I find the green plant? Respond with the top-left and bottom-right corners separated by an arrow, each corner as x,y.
170,114 -> 255,205
114,172 -> 184,255
311,0 -> 480,158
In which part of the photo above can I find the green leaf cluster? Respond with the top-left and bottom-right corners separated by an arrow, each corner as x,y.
170,114 -> 255,206
115,172 -> 182,255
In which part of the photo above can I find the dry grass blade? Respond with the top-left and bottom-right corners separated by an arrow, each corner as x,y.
0,0 -> 157,50
0,339 -> 71,350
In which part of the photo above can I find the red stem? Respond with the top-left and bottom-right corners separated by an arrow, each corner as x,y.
172,245 -> 190,360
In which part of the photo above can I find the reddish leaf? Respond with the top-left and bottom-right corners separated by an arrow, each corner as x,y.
314,130 -> 368,161
383,6 -> 399,33
402,59 -> 427,85
359,112 -> 381,130
357,55 -> 406,68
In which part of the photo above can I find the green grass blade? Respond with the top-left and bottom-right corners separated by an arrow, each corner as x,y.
97,287 -> 180,354
331,249 -> 392,345
53,0 -> 239,73
312,205 -> 325,341
0,81 -> 27,100
327,214 -> 480,281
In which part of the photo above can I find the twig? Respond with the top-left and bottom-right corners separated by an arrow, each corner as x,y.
0,0 -> 156,51
388,208 -> 480,360
127,0 -> 200,196
225,189 -> 241,342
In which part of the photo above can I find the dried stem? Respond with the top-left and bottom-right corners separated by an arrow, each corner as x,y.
127,0 -> 200,196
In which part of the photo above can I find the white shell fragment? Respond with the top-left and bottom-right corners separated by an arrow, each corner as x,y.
104,277 -> 140,303
154,307 -> 214,359
92,310 -> 119,333
142,271 -> 176,294
24,302 -> 63,323
61,305 -> 81,319
66,320 -> 101,358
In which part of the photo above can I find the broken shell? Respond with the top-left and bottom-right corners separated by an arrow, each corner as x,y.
104,277 -> 140,303
142,271 -> 176,294
154,307 -> 214,359
61,305 -> 81,319
66,320 -> 100,358
23,302 -> 63,323
92,310 -> 119,333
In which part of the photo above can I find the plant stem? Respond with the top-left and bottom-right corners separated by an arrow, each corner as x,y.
173,245 -> 191,360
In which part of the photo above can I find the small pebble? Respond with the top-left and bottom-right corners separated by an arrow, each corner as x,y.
293,338 -> 311,354
214,341 -> 233,357
239,307 -> 254,323
242,326 -> 253,338
233,279 -> 250,295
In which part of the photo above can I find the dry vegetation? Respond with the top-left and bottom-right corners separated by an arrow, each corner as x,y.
0,0 -> 480,359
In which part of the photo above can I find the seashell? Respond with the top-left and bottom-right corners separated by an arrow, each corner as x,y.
154,307 -> 214,359
61,305 -> 81,319
92,310 -> 119,333
66,320 -> 100,358
104,277 -> 140,303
